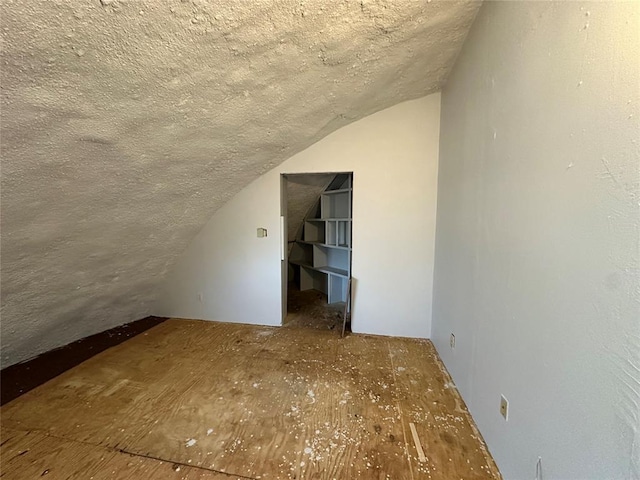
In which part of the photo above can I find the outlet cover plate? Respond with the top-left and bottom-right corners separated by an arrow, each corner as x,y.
500,394 -> 509,420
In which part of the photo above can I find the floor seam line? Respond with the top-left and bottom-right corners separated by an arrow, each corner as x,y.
115,447 -> 259,480
387,340 -> 416,480
7,427 -> 259,480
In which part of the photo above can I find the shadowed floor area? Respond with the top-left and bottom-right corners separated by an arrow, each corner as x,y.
284,284 -> 345,331
1,319 -> 501,479
0,316 -> 167,406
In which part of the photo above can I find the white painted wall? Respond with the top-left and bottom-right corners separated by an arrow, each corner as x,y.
433,2 -> 639,479
155,94 -> 441,338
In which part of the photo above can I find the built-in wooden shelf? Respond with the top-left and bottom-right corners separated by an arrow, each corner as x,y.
289,173 -> 352,304
299,240 -> 350,251
321,188 -> 351,195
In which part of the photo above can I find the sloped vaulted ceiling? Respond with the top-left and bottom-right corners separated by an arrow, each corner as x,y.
0,0 -> 481,366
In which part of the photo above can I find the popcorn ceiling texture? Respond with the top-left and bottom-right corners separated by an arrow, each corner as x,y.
285,174 -> 334,243
0,0 -> 480,366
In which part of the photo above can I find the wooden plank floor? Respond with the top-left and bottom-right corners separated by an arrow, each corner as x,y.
1,319 -> 501,479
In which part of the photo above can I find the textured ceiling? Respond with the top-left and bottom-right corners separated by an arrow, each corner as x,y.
285,173 -> 335,243
0,0 -> 481,366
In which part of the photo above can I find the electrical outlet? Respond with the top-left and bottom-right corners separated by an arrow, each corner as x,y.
450,333 -> 455,349
197,293 -> 203,303
500,394 -> 509,420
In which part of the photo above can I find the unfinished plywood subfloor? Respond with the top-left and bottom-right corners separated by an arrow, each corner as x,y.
1,320 -> 501,480
284,285 -> 344,331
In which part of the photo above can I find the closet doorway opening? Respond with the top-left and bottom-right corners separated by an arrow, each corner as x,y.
281,172 -> 353,330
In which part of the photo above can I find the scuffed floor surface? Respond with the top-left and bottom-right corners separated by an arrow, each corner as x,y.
0,320 -> 501,479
